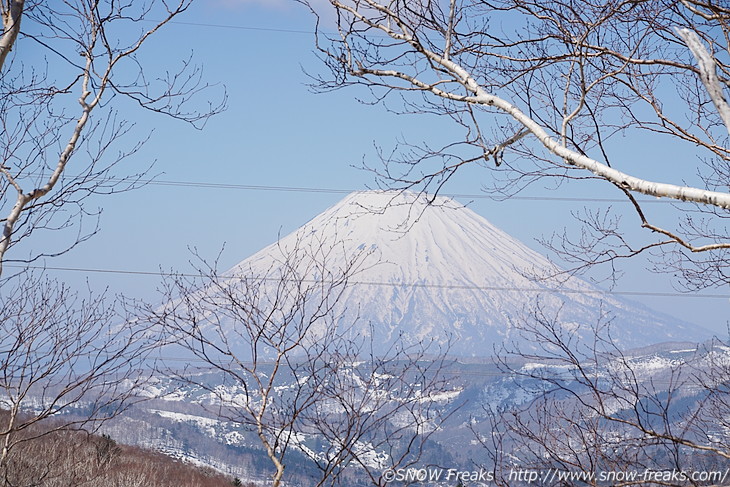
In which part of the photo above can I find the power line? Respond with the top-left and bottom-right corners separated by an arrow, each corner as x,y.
146,179 -> 672,204
42,172 -> 673,204
7,263 -> 729,299
142,179 -> 656,204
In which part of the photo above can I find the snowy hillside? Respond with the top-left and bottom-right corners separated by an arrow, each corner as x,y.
209,190 -> 706,356
98,341 -> 729,484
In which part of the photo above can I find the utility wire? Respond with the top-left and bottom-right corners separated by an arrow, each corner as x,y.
6,264 -> 729,299
136,178 -> 665,204
152,179 -> 677,204
40,172 -> 674,204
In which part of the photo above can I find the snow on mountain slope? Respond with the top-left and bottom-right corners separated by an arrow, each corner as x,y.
216,190 -> 707,356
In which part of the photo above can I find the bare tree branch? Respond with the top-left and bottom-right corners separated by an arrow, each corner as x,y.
305,0 -> 730,289
0,1 -> 226,277
0,273 -> 156,479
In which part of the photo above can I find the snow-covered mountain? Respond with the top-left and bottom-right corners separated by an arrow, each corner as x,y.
215,190 -> 705,356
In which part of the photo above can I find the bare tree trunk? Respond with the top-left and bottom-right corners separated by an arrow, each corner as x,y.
145,235 -> 455,486
0,1 -> 225,277
0,1 -> 23,72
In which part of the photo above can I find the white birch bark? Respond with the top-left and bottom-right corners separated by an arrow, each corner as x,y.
677,28 -> 730,137
0,0 -> 23,72
332,0 -> 730,209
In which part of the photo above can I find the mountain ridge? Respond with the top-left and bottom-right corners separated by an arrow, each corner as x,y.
220,190 -> 708,356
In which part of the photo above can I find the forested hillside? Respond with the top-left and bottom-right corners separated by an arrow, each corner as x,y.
0,410 -> 242,487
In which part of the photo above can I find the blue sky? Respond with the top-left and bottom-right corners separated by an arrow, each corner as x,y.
22,0 -> 728,334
